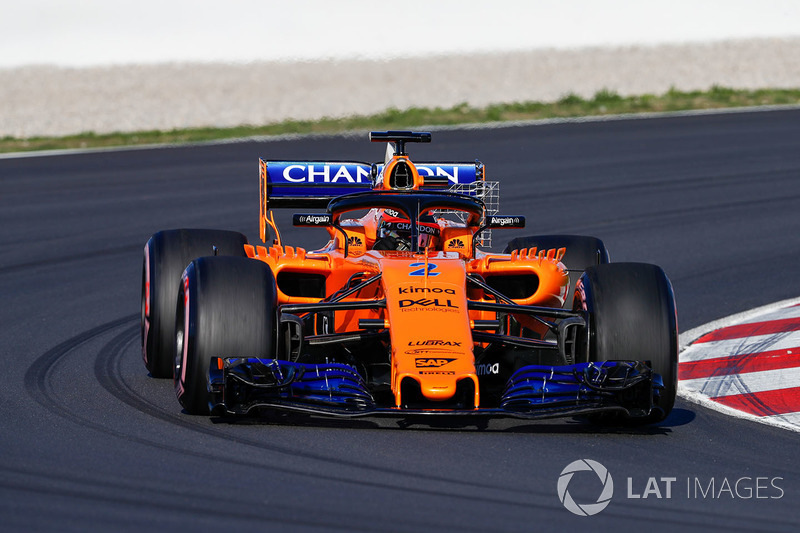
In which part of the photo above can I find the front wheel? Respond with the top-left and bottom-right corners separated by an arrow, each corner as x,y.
575,263 -> 678,423
175,256 -> 277,415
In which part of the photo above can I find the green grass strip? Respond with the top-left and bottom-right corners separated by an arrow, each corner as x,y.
3,86 -> 800,154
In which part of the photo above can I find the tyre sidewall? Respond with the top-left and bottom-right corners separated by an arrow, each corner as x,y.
577,263 -> 678,421
175,256 -> 277,415
142,229 -> 248,378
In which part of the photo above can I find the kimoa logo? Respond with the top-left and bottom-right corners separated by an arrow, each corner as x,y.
476,362 -> 499,375
448,238 -> 465,249
347,235 -> 363,246
557,459 -> 614,516
398,287 -> 455,295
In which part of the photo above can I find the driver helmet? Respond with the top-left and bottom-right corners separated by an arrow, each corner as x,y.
374,209 -> 440,251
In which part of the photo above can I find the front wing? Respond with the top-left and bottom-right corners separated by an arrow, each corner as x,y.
208,358 -> 665,420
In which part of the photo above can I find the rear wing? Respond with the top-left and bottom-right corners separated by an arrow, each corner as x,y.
259,159 -> 483,206
259,158 -> 486,228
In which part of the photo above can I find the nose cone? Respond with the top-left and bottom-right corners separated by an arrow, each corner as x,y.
379,254 -> 479,407
421,381 -> 458,401
397,373 -> 480,408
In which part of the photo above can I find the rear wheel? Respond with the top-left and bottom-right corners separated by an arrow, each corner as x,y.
141,229 -> 248,378
141,229 -> 247,378
503,235 -> 609,308
576,263 -> 678,423
175,256 -> 277,415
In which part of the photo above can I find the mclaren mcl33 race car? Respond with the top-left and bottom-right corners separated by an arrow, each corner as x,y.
141,131 -> 678,424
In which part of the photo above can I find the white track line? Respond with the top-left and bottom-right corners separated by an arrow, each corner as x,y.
681,366 -> 800,397
680,332 -> 800,362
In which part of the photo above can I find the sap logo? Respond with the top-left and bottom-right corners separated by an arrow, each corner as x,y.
447,238 -> 465,249
282,164 -> 371,183
398,287 -> 456,295
490,216 -> 521,226
347,235 -> 363,247
399,299 -> 459,309
408,340 -> 462,347
415,358 -> 457,368
476,363 -> 500,375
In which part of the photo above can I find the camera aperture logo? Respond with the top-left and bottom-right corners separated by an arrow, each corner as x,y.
557,459 -> 785,516
557,459 -> 614,516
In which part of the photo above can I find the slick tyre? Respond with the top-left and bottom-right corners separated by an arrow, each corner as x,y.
576,263 -> 678,423
503,235 -> 609,308
175,256 -> 277,415
141,229 -> 248,378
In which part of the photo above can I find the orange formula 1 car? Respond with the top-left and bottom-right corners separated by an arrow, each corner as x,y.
141,131 -> 678,424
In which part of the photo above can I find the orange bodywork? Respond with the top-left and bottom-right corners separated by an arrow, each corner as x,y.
251,138 -> 569,409
245,222 -> 568,408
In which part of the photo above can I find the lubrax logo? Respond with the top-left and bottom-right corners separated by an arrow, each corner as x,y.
415,358 -> 457,368
347,235 -> 363,247
398,287 -> 456,295
408,340 -> 462,347
398,298 -> 459,310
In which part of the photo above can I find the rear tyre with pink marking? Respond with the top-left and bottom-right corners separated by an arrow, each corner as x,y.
141,229 -> 248,378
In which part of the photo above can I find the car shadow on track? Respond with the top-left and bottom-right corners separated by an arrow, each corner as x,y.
209,407 -> 696,435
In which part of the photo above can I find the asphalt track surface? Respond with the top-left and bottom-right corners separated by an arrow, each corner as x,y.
2,110 -> 799,531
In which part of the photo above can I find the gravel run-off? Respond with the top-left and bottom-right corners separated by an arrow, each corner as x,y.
1,38 -> 799,138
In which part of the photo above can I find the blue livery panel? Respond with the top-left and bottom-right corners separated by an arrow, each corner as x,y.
259,159 -> 482,209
